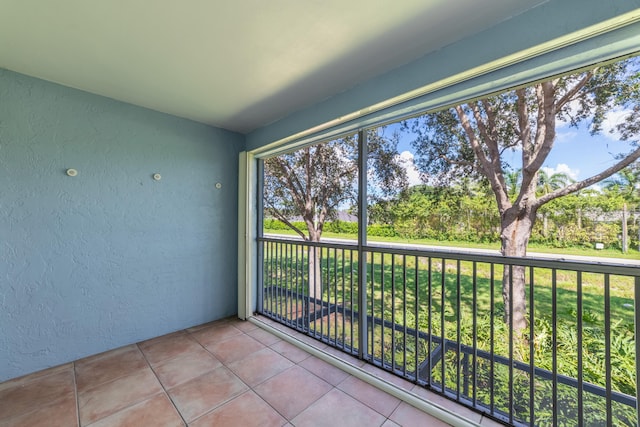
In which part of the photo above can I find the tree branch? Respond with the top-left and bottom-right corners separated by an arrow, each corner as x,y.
455,104 -> 510,210
556,71 -> 593,110
536,147 -> 640,207
264,205 -> 308,240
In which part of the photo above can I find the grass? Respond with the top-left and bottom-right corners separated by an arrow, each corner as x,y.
264,227 -> 640,260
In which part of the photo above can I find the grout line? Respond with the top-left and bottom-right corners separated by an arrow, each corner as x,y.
137,341 -> 189,427
248,316 -> 480,427
72,362 -> 81,427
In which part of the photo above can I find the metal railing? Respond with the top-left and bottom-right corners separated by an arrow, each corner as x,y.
257,236 -> 640,426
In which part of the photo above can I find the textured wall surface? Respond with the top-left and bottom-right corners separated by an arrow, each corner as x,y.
0,69 -> 244,381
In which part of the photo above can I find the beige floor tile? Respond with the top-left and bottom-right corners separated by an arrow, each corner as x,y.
227,348 -> 293,387
253,365 -> 333,420
233,320 -> 259,332
166,366 -> 247,422
138,331 -> 187,351
204,334 -> 265,364
291,388 -> 386,427
85,393 -> 184,427
270,340 -> 311,363
0,363 -> 73,392
299,356 -> 349,386
78,368 -> 162,425
389,402 -> 452,426
381,420 -> 401,427
189,391 -> 286,427
189,323 -> 243,347
338,376 -> 401,417
75,345 -> 148,392
153,348 -> 221,389
246,327 -> 282,346
138,335 -> 203,366
0,369 -> 75,421
0,392 -> 77,427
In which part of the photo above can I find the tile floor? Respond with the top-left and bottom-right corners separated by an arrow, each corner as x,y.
0,316 -> 499,427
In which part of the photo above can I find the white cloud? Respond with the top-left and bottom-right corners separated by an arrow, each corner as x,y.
542,163 -> 579,180
555,130 -> 578,144
397,151 -> 422,186
601,108 -> 632,141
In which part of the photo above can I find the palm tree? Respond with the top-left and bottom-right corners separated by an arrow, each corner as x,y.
604,166 -> 640,205
537,170 -> 574,196
537,170 -> 575,236
504,169 -> 521,201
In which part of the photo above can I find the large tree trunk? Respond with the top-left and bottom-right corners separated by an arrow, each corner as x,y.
307,245 -> 322,301
306,227 -> 323,304
500,205 -> 536,335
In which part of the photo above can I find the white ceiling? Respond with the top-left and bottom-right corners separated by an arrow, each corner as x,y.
0,0 -> 545,134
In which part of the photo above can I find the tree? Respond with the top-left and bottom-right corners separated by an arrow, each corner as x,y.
263,129 -> 407,299
537,170 -> 575,237
405,57 -> 640,334
604,165 -> 640,205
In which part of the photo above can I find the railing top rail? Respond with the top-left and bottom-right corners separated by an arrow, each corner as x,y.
258,235 -> 640,277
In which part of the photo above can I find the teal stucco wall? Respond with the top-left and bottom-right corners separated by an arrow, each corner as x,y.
0,69 -> 244,381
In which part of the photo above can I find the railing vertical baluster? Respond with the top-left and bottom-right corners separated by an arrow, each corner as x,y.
292,243 -> 297,325
403,255 -> 407,378
313,244 -> 318,336
577,271 -> 584,427
342,248 -> 346,349
323,246 -> 328,341
280,242 -> 284,321
529,266 -> 535,427
490,263 -> 495,415
370,252 -> 375,359
330,248 -> 338,345
391,253 -> 396,371
462,353 -> 470,397
508,264 -> 514,425
552,268 -> 558,427
283,242 -> 287,321
456,259 -> 461,401
381,252 -> 385,367
275,241 -> 279,319
605,274 -> 612,427
441,257 -> 446,394
285,243 -> 290,323
472,261 -> 477,407
428,257 -> 433,385
415,255 -> 419,383
350,249 -> 354,351
302,244 -> 308,333
263,240 -> 268,314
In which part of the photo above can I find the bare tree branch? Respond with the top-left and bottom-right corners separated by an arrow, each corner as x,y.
264,205 -> 307,240
536,147 -> 640,206
556,71 -> 593,110
455,104 -> 510,210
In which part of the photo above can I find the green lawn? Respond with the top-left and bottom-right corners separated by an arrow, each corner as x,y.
264,227 -> 640,260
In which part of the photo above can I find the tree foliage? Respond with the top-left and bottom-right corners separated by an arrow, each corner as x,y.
263,129 -> 407,242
